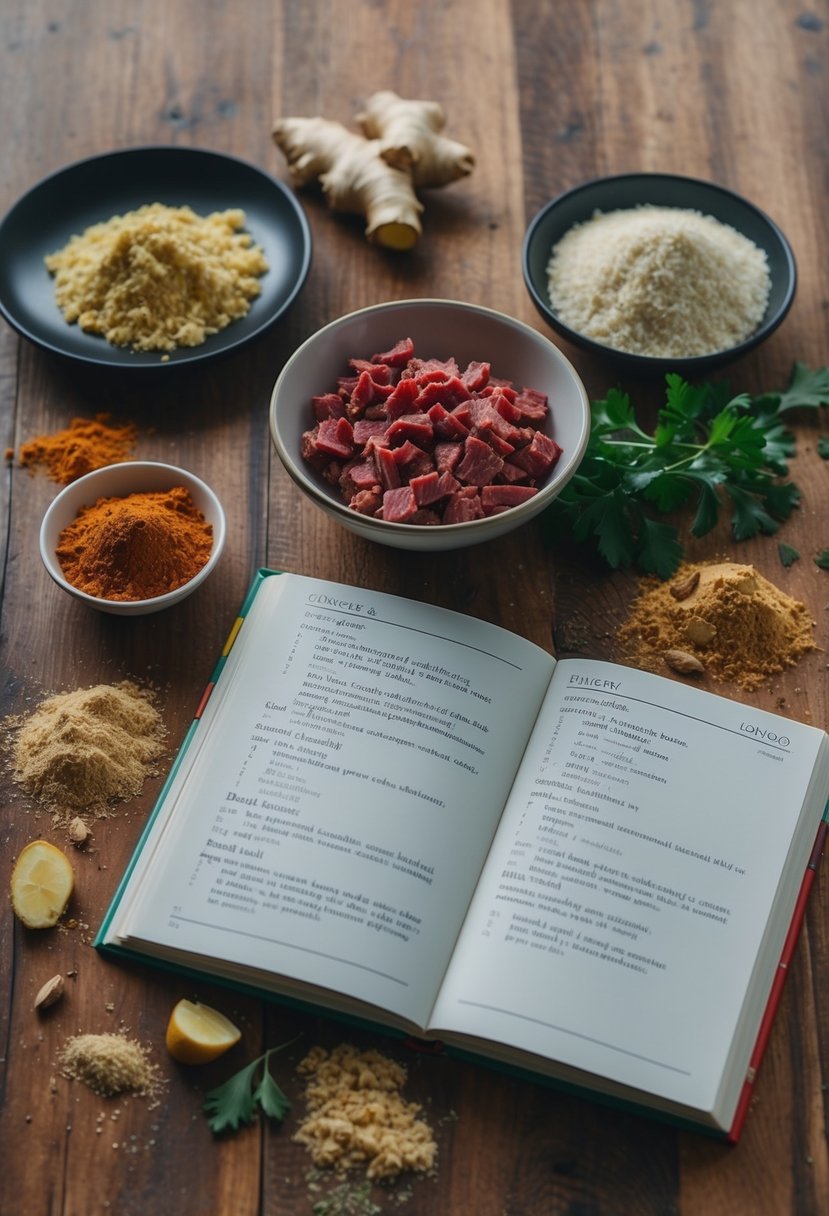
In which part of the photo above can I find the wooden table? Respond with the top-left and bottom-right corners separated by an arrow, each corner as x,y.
2,2 -> 827,1213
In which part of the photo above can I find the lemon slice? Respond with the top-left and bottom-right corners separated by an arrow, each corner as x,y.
10,840 -> 75,928
165,998 -> 242,1064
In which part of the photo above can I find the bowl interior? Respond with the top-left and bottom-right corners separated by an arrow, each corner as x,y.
270,299 -> 590,549
523,173 -> 796,373
40,461 -> 226,614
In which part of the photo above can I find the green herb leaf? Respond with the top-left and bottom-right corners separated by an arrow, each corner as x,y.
817,436 -> 829,460
778,543 -> 800,567
204,1057 -> 261,1134
815,548 -> 829,570
253,1049 -> 292,1121
203,1037 -> 297,1136
545,363 -> 826,576
774,361 -> 829,412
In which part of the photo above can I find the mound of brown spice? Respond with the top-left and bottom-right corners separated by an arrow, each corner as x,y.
56,485 -> 213,601
11,680 -> 166,817
616,560 -> 817,689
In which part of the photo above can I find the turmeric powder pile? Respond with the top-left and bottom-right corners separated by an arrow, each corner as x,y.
56,485 -> 213,601
15,413 -> 138,484
616,560 -> 817,689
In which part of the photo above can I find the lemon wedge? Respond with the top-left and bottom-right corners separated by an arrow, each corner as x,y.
165,998 -> 242,1064
10,840 -> 75,928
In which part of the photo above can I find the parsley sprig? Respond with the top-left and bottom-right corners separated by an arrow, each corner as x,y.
203,1038 -> 297,1135
545,362 -> 829,578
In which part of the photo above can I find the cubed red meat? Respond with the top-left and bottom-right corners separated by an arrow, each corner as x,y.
302,338 -> 560,527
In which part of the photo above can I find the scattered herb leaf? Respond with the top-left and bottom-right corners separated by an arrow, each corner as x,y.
204,1038 -> 297,1135
545,363 -> 829,578
817,436 -> 829,459
778,542 -> 800,567
815,549 -> 829,570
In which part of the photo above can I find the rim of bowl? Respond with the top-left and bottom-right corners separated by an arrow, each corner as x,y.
269,297 -> 592,537
521,172 -> 798,375
39,460 -> 227,608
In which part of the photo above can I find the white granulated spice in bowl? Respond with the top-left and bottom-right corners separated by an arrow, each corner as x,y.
546,205 -> 770,357
523,173 -> 796,377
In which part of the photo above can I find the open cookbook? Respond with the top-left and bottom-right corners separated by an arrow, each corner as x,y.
95,570 -> 829,1140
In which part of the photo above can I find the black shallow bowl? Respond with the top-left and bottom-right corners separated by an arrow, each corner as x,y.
0,146 -> 312,371
522,173 -> 797,378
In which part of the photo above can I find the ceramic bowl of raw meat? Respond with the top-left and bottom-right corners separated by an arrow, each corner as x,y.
39,460 -> 227,615
523,173 -> 797,377
269,298 -> 591,551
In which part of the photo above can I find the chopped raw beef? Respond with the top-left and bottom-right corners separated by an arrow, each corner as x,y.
455,435 -> 504,486
312,393 -> 347,421
382,485 -> 419,522
300,338 -> 560,526
372,337 -> 415,366
444,487 -> 485,523
481,484 -> 539,511
317,416 -> 355,457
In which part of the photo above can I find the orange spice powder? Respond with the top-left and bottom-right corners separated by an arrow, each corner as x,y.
56,486 -> 213,601
17,413 -> 138,484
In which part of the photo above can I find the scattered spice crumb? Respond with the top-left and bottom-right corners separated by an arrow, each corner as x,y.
58,1031 -> 166,1106
310,1178 -> 382,1216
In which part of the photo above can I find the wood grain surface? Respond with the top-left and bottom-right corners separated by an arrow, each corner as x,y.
1,2 -> 827,1214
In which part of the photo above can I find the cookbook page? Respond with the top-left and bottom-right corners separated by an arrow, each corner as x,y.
431,658 -> 829,1116
103,572 -> 555,1028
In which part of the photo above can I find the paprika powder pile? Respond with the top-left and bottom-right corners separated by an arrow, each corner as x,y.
56,485 -> 213,601
16,413 -> 138,484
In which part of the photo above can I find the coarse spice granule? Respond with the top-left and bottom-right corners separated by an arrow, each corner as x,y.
294,1044 -> 438,1181
10,680 -> 166,818
58,1031 -> 165,1103
616,561 -> 817,689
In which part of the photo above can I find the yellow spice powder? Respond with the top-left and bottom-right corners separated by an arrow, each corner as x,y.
616,560 -> 817,689
44,203 -> 268,352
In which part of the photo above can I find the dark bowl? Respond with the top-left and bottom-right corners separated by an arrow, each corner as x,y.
0,146 -> 312,372
522,173 -> 797,378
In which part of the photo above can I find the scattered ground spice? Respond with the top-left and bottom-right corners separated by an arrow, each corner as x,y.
56,484 -> 213,601
309,1178 -> 382,1216
294,1044 -> 437,1182
616,560 -> 817,689
44,203 -> 269,353
58,1031 -> 165,1104
10,680 -> 166,819
15,413 -> 138,484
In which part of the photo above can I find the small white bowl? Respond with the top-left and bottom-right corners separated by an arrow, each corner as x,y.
39,461 -> 226,615
269,298 -> 591,551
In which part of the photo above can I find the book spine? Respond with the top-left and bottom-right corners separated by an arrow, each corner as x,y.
726,816 -> 828,1143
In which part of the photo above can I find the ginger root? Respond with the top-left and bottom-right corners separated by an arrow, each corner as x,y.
357,90 -> 475,188
272,92 -> 474,251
